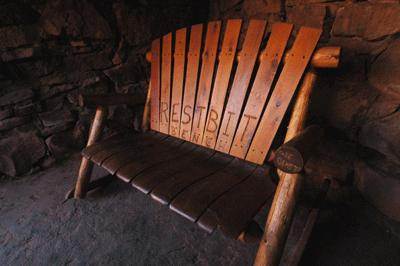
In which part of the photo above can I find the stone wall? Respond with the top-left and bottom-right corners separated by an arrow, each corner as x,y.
0,0 -> 207,176
1,0 -> 400,221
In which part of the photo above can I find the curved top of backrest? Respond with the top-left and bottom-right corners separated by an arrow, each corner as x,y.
148,19 -> 324,164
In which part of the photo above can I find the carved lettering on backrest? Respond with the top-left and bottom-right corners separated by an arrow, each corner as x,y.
215,20 -> 267,154
179,24 -> 203,140
229,22 -> 294,160
160,102 -> 169,124
181,105 -> 192,124
190,21 -> 221,145
205,109 -> 219,133
169,28 -> 187,136
201,19 -> 242,149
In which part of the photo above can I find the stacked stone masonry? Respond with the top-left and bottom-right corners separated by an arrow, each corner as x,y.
0,0 -> 399,222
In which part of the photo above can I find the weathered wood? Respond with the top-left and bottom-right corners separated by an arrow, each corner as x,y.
286,178 -> 331,266
179,23 -> 203,141
131,146 -> 215,194
255,67 -> 322,265
274,125 -> 325,173
202,19 -> 242,149
151,152 -> 234,205
254,172 -> 305,266
90,133 -> 169,166
169,28 -> 187,137
230,22 -> 293,159
190,21 -> 221,145
215,19 -> 266,153
142,79 -> 152,132
74,106 -> 108,199
66,174 -> 117,200
150,38 -> 161,131
116,140 -> 195,183
246,26 -> 322,165
170,157 -> 256,223
79,93 -> 147,108
159,33 -> 173,134
197,164 -> 276,238
146,46 -> 341,68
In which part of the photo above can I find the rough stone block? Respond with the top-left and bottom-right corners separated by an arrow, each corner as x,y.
38,110 -> 76,127
354,159 -> 400,222
0,89 -> 34,107
332,3 -> 400,41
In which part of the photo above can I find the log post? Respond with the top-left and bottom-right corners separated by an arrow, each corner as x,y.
254,67 -> 318,266
74,106 -> 108,199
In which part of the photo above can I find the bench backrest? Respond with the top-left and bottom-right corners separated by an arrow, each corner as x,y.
147,19 -> 322,164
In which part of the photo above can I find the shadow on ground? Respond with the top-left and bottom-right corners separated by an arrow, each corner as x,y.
1,154 -> 399,265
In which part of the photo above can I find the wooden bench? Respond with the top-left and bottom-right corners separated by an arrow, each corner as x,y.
70,19 -> 340,265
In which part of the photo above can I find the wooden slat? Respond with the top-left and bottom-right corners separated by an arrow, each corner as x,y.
131,146 -> 215,194
159,33 -> 172,134
82,131 -> 157,159
116,140 -> 197,183
169,157 -> 256,223
246,27 -> 322,164
201,19 -> 242,149
229,22 -> 293,159
151,152 -> 234,205
150,39 -> 161,131
197,165 -> 276,238
89,133 -> 168,166
215,20 -> 267,153
179,24 -> 203,141
169,28 -> 187,137
190,21 -> 221,145
100,135 -> 181,175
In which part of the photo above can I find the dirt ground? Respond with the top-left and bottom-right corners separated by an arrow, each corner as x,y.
1,154 -> 400,266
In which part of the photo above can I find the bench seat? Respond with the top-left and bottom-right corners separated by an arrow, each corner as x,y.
82,131 -> 276,238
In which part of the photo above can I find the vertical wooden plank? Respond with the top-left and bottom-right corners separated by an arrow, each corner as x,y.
159,33 -> 172,134
169,28 -> 187,137
201,19 -> 242,149
179,24 -> 203,141
229,22 -> 293,159
215,20 -> 267,153
246,27 -> 322,164
150,39 -> 161,131
190,21 -> 221,145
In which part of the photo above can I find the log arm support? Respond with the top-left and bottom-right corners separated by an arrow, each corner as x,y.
74,105 -> 109,199
255,68 -> 319,266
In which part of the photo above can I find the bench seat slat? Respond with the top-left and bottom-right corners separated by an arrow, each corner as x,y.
151,151 -> 234,205
100,135 -> 180,174
169,157 -> 257,223
89,133 -> 168,166
82,130 -> 157,159
131,146 -> 215,194
116,139 -> 196,183
197,165 -> 276,238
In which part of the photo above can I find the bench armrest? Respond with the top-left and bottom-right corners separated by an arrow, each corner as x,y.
79,93 -> 148,107
274,125 -> 325,173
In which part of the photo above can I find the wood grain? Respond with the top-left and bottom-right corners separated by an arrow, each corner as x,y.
215,20 -> 267,154
201,19 -> 242,149
246,27 -> 322,164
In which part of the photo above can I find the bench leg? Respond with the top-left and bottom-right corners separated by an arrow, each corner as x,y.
254,68 -> 318,265
74,106 -> 108,199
